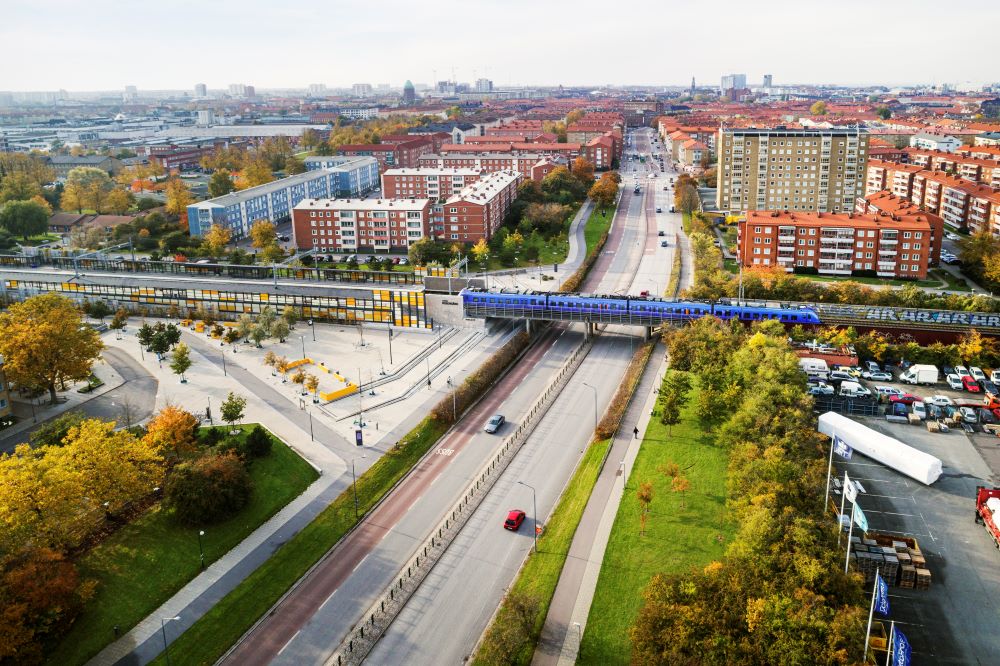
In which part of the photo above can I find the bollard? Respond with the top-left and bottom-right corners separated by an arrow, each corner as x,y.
371,613 -> 375,625
360,626 -> 364,638
381,600 -> 385,612
349,639 -> 353,652
408,566 -> 411,576
424,546 -> 427,556
416,556 -> 420,566
390,588 -> 394,600
399,578 -> 403,588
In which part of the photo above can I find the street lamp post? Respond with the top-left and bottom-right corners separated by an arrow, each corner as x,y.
387,327 -> 393,365
300,335 -> 306,360
582,382 -> 598,435
517,481 -> 538,552
221,349 -> 227,377
308,318 -> 315,341
197,530 -> 205,570
352,454 -> 367,520
160,616 -> 181,666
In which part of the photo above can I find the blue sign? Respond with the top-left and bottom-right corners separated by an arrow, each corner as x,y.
355,429 -> 363,447
833,436 -> 853,460
891,627 -> 911,666
874,572 -> 890,617
854,504 -> 869,533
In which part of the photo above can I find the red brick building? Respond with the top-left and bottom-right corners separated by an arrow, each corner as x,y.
291,197 -> 433,253
335,136 -> 434,171
438,171 -> 522,242
418,153 -> 566,181
737,208 -> 939,279
381,168 -> 483,201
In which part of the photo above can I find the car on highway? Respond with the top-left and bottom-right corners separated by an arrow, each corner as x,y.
484,414 -> 505,433
946,373 -> 964,390
660,240 -> 668,247
656,207 -> 662,213
503,509 -> 526,531
862,370 -> 893,381
874,386 -> 903,398
890,393 -> 920,405
962,375 -> 981,392
959,406 -> 979,424
925,395 -> 954,407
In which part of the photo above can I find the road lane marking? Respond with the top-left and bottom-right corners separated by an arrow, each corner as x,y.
277,629 -> 301,656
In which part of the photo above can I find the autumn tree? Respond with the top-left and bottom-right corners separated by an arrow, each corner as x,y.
29,410 -> 87,448
144,404 -> 200,458
164,177 -> 192,216
810,100 -> 828,115
0,293 -> 103,404
300,128 -> 322,150
65,166 -> 114,212
272,319 -> 290,343
281,305 -> 299,328
163,452 -> 252,525
658,371 -> 692,434
203,223 -> 232,257
0,171 -> 43,203
249,219 -> 277,249
471,238 -> 490,265
637,481 -> 654,536
522,202 -> 569,235
304,374 -> 320,395
570,156 -> 595,187
207,169 -> 236,198
104,188 -> 135,215
675,183 -> 701,215
170,342 -> 193,382
0,199 -> 49,240
260,242 -> 285,264
671,474 -> 691,509
284,156 -> 306,175
221,392 -> 247,431
588,175 -> 618,212
236,158 -> 274,189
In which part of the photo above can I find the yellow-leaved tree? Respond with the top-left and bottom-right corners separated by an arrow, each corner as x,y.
143,405 -> 200,459
0,293 -> 103,404
249,219 -> 277,249
164,177 -> 192,216
203,223 -> 233,257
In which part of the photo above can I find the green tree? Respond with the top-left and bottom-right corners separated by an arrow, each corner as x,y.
170,342 -> 193,382
284,156 -> 306,175
241,424 -> 273,458
220,392 -> 247,431
0,172 -> 43,203
0,199 -> 49,240
272,319 -> 290,343
28,410 -> 87,447
876,106 -> 892,120
207,170 -> 236,198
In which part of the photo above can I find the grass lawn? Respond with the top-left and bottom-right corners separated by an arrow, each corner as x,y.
930,268 -> 972,291
584,203 -> 615,256
473,438 -> 612,665
18,232 -> 61,246
149,416 -> 449,666
47,426 -> 318,666
579,375 -> 734,665
315,261 -> 416,273
804,273 -> 943,288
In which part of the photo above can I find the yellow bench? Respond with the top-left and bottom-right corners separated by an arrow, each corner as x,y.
319,384 -> 358,401
286,358 -> 312,370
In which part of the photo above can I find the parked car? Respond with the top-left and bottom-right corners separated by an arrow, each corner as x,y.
890,393 -> 920,405
660,240 -> 668,247
829,370 -> 855,382
925,395 -> 954,407
991,369 -> 1000,384
875,386 -> 904,397
978,408 -> 998,425
970,366 -> 987,381
980,380 -> 999,396
912,401 -> 927,420
809,383 -> 835,396
955,365 -> 971,378
503,509 -> 526,531
960,406 -> 979,423
946,374 -> 964,390
658,230 -> 665,236
863,371 -> 893,381
484,414 -> 506,433
945,232 -> 961,241
962,375 -> 981,392
656,207 -> 662,213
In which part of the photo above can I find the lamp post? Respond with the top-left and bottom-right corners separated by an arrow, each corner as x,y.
352,455 -> 367,520
308,318 -> 315,341
221,348 -> 227,377
300,335 -> 306,360
582,382 -> 598,435
206,396 -> 212,425
160,616 -> 181,666
197,530 -> 205,570
387,327 -> 393,365
517,480 -> 538,552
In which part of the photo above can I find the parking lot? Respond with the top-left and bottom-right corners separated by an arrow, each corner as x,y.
830,414 -> 1000,663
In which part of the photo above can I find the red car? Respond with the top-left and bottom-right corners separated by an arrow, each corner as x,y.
962,375 -> 981,392
889,393 -> 920,405
504,509 -> 526,531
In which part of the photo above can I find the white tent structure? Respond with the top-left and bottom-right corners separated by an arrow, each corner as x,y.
818,411 -> 942,485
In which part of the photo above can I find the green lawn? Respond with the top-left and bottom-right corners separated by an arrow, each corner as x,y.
46,427 -> 318,666
804,273 -> 943,288
930,268 -> 972,291
579,375 -> 734,665
474,438 -> 612,665
584,204 -> 615,256
19,232 -> 61,247
149,416 -> 449,666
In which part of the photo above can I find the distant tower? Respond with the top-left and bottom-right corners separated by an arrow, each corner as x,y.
690,77 -> 696,96
403,80 -> 416,105
763,74 -> 773,88
194,83 -> 207,98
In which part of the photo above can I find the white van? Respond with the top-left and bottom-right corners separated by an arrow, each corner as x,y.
799,357 -> 829,378
839,381 -> 871,398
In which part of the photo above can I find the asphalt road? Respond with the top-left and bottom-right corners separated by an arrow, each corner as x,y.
0,346 -> 158,454
366,127 -> 662,664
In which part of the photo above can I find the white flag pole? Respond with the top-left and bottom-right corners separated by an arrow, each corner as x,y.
863,567 -> 880,662
839,470 -> 850,545
885,620 -> 896,666
844,501 -> 856,574
824,436 -> 836,512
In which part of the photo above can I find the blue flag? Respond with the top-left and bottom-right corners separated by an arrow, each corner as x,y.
874,572 -> 890,616
891,627 -> 911,666
833,436 -> 853,460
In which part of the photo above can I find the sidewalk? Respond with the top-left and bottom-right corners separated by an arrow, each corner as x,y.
532,342 -> 668,666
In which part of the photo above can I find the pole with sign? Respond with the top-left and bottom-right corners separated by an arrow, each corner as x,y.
845,501 -> 857,573
825,436 -> 853,514
886,622 -> 911,666
863,568 -> 891,661
355,429 -> 363,447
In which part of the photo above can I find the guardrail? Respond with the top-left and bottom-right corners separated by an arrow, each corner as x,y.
324,335 -> 595,666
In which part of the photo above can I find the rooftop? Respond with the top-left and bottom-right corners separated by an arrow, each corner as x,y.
294,197 -> 430,211
745,209 -> 933,231
382,167 -> 482,176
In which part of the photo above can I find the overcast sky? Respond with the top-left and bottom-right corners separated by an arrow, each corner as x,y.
2,0 -> 996,92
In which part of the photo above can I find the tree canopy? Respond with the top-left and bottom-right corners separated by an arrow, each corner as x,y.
0,199 -> 49,240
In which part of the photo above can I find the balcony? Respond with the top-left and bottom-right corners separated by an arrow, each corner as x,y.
879,237 -> 898,245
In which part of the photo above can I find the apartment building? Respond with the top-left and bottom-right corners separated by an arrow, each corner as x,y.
188,157 -> 379,237
291,197 -> 433,253
737,208 -> 938,279
910,132 -> 962,153
418,153 -> 566,181
438,142 -> 581,161
381,168 -> 483,201
855,191 -> 944,262
335,136 -> 433,170
717,128 -> 869,214
901,148 -> 1000,187
865,160 -> 923,198
438,170 -> 522,242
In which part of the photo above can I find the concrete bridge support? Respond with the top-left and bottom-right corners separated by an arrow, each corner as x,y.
645,326 -> 654,341
584,321 -> 593,341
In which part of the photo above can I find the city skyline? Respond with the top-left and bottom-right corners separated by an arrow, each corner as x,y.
2,0 -> 997,91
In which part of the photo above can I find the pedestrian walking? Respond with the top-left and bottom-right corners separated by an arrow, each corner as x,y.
633,426 -> 639,439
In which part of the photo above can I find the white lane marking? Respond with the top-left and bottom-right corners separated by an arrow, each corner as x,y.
277,629 -> 302,656
352,553 -> 370,573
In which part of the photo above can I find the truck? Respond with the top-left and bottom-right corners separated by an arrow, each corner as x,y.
838,380 -> 871,398
798,357 -> 829,378
899,364 -> 939,386
974,486 -> 1000,549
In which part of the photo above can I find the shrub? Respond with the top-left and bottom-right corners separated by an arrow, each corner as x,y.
201,427 -> 224,446
164,452 -> 252,525
242,425 -> 273,459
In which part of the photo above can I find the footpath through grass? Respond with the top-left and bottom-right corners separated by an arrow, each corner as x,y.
578,375 -> 734,665
48,426 -> 318,666
149,416 -> 448,666
584,203 -> 614,255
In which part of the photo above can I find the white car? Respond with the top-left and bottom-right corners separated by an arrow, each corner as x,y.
809,383 -> 835,396
912,401 -> 927,420
945,232 -> 961,241
946,374 -> 965,390
970,367 -> 987,382
862,371 -> 893,381
959,406 -> 979,424
925,395 -> 954,407
955,365 -> 971,378
875,386 -> 903,397
991,369 -> 1000,384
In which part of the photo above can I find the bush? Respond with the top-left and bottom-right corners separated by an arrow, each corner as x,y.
201,426 -> 224,447
792,265 -> 818,275
164,452 -> 252,525
242,425 -> 273,458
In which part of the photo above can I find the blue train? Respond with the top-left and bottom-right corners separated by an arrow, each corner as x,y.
460,289 -> 822,325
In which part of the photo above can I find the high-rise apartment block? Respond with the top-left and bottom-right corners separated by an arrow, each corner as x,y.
475,78 -> 493,93
717,128 -> 869,214
194,83 -> 207,97
352,83 -> 373,98
720,73 -> 746,92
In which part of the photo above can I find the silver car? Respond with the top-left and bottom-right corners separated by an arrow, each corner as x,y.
484,414 -> 505,433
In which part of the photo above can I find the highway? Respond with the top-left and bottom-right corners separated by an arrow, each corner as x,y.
365,128 -> 673,664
